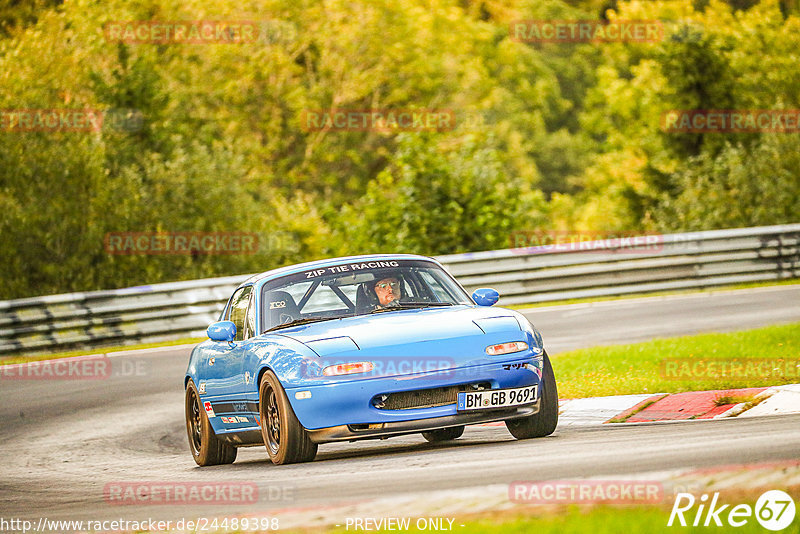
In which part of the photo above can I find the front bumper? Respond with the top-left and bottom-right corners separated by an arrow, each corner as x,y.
307,399 -> 540,443
286,358 -> 543,431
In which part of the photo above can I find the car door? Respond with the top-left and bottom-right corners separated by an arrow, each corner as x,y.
204,286 -> 251,401
231,293 -> 261,426
208,285 -> 263,429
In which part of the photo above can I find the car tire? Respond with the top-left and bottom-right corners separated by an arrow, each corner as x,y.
185,379 -> 238,466
505,351 -> 558,439
422,426 -> 465,442
259,370 -> 318,465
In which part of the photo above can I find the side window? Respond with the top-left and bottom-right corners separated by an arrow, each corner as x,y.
418,271 -> 451,302
228,286 -> 252,342
244,294 -> 256,339
222,295 -> 235,321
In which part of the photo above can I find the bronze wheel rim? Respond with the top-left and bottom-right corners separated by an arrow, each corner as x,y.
188,387 -> 203,455
263,384 -> 281,454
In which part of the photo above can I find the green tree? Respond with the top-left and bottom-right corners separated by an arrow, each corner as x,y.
657,135 -> 800,231
342,133 -> 548,255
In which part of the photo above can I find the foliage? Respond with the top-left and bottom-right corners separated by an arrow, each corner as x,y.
342,133 -> 548,255
0,0 -> 798,298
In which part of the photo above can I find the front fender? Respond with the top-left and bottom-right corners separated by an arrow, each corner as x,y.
509,310 -> 544,352
185,342 -> 208,388
245,335 -> 321,395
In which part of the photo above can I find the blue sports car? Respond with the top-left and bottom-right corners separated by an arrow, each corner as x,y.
184,254 -> 558,466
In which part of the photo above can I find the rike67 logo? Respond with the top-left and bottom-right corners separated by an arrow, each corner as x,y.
668,490 -> 796,531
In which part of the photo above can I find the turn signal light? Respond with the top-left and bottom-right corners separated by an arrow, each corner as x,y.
486,341 -> 529,356
323,361 -> 375,376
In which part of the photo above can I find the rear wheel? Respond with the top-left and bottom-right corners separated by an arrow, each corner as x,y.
185,379 -> 237,466
422,426 -> 465,442
506,351 -> 558,439
259,371 -> 318,465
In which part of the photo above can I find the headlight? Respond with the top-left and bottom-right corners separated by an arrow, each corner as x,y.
322,361 -> 374,376
485,341 -> 529,356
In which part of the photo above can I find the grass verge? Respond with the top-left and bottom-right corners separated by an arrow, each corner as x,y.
551,322 -> 800,398
713,394 -> 756,406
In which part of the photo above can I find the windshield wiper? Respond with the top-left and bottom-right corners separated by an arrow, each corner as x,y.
265,316 -> 338,332
369,302 -> 453,314
400,301 -> 453,307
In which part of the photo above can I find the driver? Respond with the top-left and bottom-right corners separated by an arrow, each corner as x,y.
372,276 -> 402,309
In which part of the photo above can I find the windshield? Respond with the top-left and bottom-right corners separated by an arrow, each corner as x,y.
260,259 -> 472,332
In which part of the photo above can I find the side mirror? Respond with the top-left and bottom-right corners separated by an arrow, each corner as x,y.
207,321 -> 236,342
472,288 -> 500,307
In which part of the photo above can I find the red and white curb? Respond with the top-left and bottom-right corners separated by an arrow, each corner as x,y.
557,394 -> 655,426
737,384 -> 800,417
552,384 -> 800,425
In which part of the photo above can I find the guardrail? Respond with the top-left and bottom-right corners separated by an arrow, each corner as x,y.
438,224 -> 800,305
2,224 -> 798,355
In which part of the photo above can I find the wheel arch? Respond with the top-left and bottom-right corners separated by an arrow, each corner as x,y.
256,364 -> 277,399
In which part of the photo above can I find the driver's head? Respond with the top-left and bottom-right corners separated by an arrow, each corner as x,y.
373,276 -> 401,306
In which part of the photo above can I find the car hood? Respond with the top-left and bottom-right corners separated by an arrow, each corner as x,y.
272,306 -> 528,370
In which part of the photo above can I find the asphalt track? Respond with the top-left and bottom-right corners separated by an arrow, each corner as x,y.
1,285 -> 799,526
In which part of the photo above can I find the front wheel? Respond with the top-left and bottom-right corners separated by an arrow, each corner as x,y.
422,426 -> 465,443
506,351 -> 558,439
259,371 -> 318,465
185,379 -> 237,466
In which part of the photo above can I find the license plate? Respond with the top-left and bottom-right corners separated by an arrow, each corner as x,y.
457,385 -> 537,412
